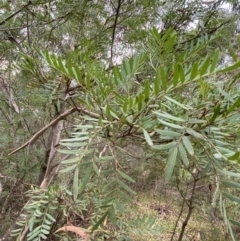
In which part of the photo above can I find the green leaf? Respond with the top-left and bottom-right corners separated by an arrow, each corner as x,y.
217,87 -> 234,103
182,136 -> 194,156
220,170 -> 240,178
114,67 -> 127,91
122,100 -> 128,113
40,233 -> 48,239
158,119 -> 184,129
72,66 -> 82,84
79,167 -> 92,195
44,50 -> 52,66
178,64 -> 185,83
104,179 -> 116,190
46,213 -> 56,222
160,66 -> 167,90
190,62 -> 198,79
109,207 -> 116,225
153,142 -> 177,150
220,193 -> 223,216
137,93 -> 143,111
92,212 -> 108,231
143,129 -> 153,146
186,128 -> 204,139
11,229 -> 22,236
217,61 -> 240,74
27,229 -> 41,240
228,221 -> 237,241
164,96 -> 191,110
60,164 -> 78,173
117,190 -> 132,203
200,159 -> 213,178
172,64 -> 179,86
230,219 -> 240,227
117,169 -> 135,183
44,219 -> 52,225
223,199 -> 228,226
223,192 -> 240,204
35,209 -> 42,217
61,157 -> 79,164
228,152 -> 240,161
165,146 -> 178,182
225,97 -> 240,116
28,217 -> 35,232
109,109 -> 120,120
60,142 -> 86,147
188,119 -> 206,124
100,169 -> 114,176
178,143 -> 189,167
93,162 -> 100,176
154,74 -> 160,96
238,35 -> 240,48
86,74 -> 91,90
74,125 -> 93,129
222,181 -> 240,189
151,26 -> 160,41
144,80 -> 150,99
153,111 -> 185,122
51,54 -> 58,70
99,156 -> 114,162
210,103 -> 220,123
210,48 -> 220,73
200,56 -> 210,75
229,43 -> 237,62
67,59 -> 74,77
123,58 -> 131,76
73,167 -> 79,201
58,149 -> 84,155
155,129 -> 182,137
57,56 -> 67,74
117,179 -> 136,194
105,105 -> 112,121
15,221 -> 25,227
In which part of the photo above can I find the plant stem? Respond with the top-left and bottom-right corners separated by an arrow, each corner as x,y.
177,175 -> 198,241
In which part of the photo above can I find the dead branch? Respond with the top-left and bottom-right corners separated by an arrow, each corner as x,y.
8,107 -> 99,155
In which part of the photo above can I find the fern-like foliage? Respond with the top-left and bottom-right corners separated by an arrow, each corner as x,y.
14,28 -> 240,240
12,187 -> 58,241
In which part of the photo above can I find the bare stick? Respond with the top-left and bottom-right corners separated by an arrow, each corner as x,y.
9,107 -> 99,155
0,1 -> 32,26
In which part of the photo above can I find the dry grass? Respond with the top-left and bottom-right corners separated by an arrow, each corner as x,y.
126,181 -> 231,241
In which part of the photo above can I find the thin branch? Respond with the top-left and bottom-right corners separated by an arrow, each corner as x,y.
26,12 -> 31,46
110,0 -> 122,64
0,1 -> 32,26
177,174 -> 198,241
0,107 -> 12,125
179,19 -> 231,46
8,107 -> 99,155
170,182 -> 190,241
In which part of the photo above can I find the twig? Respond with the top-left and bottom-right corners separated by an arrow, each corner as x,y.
177,174 -> 198,241
170,181 -> 190,241
0,1 -> 32,26
110,0 -> 122,64
8,107 -> 99,155
179,19 -> 231,46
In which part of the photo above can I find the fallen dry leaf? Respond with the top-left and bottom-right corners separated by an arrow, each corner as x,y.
55,225 -> 90,240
